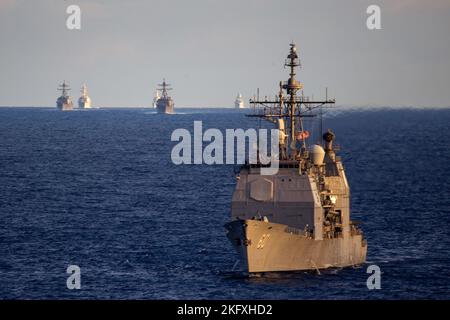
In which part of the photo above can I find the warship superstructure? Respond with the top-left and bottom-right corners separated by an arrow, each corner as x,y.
56,81 -> 73,111
224,43 -> 367,273
152,89 -> 161,108
78,83 -> 92,109
235,93 -> 245,109
155,79 -> 174,114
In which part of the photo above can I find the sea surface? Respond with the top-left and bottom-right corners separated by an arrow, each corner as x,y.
0,107 -> 449,299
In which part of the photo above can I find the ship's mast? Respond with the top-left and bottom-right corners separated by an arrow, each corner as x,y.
248,43 -> 336,162
158,78 -> 172,98
81,84 -> 88,97
58,80 -> 70,97
283,43 -> 304,156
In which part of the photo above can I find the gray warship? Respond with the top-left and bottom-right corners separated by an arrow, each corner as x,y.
78,83 -> 92,109
224,43 -> 367,273
56,81 -> 73,111
155,79 -> 174,114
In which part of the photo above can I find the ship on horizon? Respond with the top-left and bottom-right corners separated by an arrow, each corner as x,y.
56,81 -> 73,111
155,79 -> 174,114
224,43 -> 367,273
152,89 -> 161,108
235,93 -> 245,109
78,83 -> 92,109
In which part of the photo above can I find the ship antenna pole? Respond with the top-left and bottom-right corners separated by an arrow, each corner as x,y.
278,81 -> 283,116
285,43 -> 305,156
321,87 -> 327,146
289,58 -> 295,152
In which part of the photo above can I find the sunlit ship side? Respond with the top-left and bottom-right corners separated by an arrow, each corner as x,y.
78,83 -> 92,109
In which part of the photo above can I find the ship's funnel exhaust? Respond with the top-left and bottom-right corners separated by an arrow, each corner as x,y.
323,130 -> 335,152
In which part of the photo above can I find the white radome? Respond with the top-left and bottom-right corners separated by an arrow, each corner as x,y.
309,144 -> 325,166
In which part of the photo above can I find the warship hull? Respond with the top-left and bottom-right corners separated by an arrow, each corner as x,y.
156,100 -> 174,114
56,102 -> 73,111
78,100 -> 91,109
225,219 -> 367,273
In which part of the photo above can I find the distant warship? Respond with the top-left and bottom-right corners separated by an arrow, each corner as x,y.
235,93 -> 245,109
78,83 -> 92,109
155,79 -> 174,114
56,81 -> 73,111
225,43 -> 367,273
152,89 -> 161,108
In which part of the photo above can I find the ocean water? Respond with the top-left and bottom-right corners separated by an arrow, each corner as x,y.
0,107 -> 449,299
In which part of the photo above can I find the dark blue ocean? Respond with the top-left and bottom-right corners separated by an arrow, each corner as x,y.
0,107 -> 449,299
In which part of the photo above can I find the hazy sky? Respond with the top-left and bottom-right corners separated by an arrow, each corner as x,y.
0,0 -> 449,107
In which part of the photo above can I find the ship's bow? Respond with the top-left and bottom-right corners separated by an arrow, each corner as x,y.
224,220 -> 250,271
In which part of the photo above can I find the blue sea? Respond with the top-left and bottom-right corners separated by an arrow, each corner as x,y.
0,107 -> 449,299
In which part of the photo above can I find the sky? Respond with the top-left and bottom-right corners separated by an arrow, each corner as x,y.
0,0 -> 449,108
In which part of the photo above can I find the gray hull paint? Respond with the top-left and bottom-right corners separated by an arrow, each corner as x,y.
225,219 -> 367,273
156,99 -> 174,114
56,99 -> 73,111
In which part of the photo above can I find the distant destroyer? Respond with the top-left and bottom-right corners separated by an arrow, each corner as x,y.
235,93 -> 245,109
56,81 -> 73,111
155,79 -> 174,114
224,43 -> 367,273
152,89 -> 161,109
78,83 -> 92,109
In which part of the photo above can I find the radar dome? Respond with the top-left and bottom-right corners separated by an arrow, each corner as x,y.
309,144 -> 325,166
